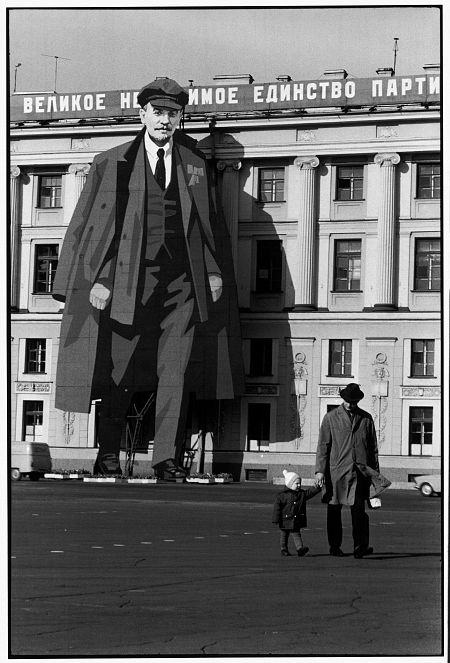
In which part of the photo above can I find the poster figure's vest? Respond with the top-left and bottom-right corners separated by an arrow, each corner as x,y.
141,153 -> 191,300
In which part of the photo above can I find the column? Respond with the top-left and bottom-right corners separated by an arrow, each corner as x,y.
374,153 -> 400,309
10,166 -> 21,309
216,160 -> 242,275
294,155 -> 320,309
68,163 -> 90,213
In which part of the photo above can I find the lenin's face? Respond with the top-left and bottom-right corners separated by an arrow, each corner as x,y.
139,102 -> 182,145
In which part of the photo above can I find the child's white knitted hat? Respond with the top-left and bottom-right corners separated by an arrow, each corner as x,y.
283,469 -> 300,489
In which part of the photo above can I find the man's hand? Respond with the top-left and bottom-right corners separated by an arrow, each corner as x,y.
89,283 -> 111,310
208,273 -> 222,302
315,472 -> 325,488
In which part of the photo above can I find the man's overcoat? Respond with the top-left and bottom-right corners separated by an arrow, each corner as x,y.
315,404 -> 380,506
52,127 -> 244,413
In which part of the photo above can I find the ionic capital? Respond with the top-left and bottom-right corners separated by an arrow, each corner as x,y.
294,155 -> 320,170
69,163 -> 91,177
216,160 -> 242,172
374,152 -> 401,167
10,165 -> 21,179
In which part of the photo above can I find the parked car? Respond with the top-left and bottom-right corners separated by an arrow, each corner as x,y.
413,473 -> 441,497
10,441 -> 52,481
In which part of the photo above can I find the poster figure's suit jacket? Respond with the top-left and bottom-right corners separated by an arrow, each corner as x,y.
52,127 -> 244,413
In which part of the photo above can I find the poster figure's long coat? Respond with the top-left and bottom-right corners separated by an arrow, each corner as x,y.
315,404 -> 381,506
52,127 -> 244,413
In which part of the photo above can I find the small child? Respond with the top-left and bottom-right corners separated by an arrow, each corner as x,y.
272,470 -> 321,557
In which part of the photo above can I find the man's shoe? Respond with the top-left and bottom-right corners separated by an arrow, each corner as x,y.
329,547 -> 345,557
297,546 -> 309,557
153,459 -> 187,481
93,453 -> 121,476
281,549 -> 291,556
353,546 -> 373,559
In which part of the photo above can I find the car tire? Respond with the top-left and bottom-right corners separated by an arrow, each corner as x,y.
29,472 -> 41,481
11,468 -> 22,481
419,482 -> 434,497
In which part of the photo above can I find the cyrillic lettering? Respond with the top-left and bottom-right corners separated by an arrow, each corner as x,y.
228,87 -> 238,104
318,81 -> 329,99
345,81 -> 356,98
121,92 -> 131,109
23,98 -> 33,113
306,83 -> 317,100
429,76 -> 439,94
415,77 -> 426,95
188,89 -> 199,105
280,84 -> 291,102
266,84 -> 278,103
292,83 -> 304,101
386,79 -> 398,96
254,86 -> 264,102
96,94 -> 105,110
372,80 -> 383,97
201,88 -> 213,104
35,97 -> 44,112
401,78 -> 412,95
331,81 -> 342,99
215,87 -> 225,104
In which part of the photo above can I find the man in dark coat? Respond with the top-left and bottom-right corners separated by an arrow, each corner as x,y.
315,383 -> 383,558
52,77 -> 244,478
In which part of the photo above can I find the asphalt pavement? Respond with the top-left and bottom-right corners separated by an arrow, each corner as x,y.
10,480 -> 443,657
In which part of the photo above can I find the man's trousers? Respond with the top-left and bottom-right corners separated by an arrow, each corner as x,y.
326,474 -> 370,551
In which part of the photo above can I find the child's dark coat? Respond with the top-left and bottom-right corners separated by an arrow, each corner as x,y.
272,485 -> 321,530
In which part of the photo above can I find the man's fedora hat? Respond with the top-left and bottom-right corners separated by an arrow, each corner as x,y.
339,383 -> 364,403
137,77 -> 189,110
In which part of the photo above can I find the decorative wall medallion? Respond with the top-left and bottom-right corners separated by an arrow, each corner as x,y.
297,129 -> 317,143
71,137 -> 92,150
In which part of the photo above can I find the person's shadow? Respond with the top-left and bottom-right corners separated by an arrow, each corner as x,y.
188,132 -> 301,480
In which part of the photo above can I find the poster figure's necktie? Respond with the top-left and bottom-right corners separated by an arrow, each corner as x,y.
155,148 -> 166,190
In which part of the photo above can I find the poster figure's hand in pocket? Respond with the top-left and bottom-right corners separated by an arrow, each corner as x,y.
89,283 -> 111,310
208,273 -> 223,302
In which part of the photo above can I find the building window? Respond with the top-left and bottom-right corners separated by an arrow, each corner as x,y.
25,339 -> 47,374
334,239 -> 361,291
38,174 -> 62,208
417,163 -> 440,199
336,165 -> 364,201
249,339 -> 272,376
410,339 -> 435,377
22,401 -> 44,440
258,168 -> 285,202
409,406 -> 433,456
247,403 -> 271,451
329,340 -> 352,377
256,240 -> 282,293
414,238 -> 440,291
34,245 -> 59,293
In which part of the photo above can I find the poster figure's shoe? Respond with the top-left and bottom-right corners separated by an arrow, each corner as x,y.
297,546 -> 309,556
329,547 -> 345,557
281,549 -> 291,556
153,459 -> 187,481
93,452 -> 122,476
353,545 -> 373,559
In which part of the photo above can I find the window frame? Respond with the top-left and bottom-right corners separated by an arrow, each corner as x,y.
328,339 -> 353,378
22,400 -> 44,440
247,402 -> 271,451
335,164 -> 364,201
416,163 -> 440,200
255,239 -> 283,293
333,239 -> 362,292
24,339 -> 47,374
410,339 -> 435,378
408,406 -> 433,456
249,339 -> 273,377
258,167 -> 286,203
413,238 -> 441,292
33,244 -> 59,294
37,173 -> 63,209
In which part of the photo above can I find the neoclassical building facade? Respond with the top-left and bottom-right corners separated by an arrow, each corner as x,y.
10,67 -> 441,482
